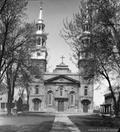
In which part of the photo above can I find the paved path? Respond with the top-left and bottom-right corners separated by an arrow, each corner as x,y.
50,114 -> 81,132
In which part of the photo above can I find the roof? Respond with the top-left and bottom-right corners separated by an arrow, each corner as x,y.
53,62 -> 71,74
44,73 -> 79,81
44,74 -> 80,85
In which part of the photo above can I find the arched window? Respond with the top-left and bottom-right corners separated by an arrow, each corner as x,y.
38,25 -> 43,31
37,52 -> 41,56
39,25 -> 41,30
59,86 -> 64,96
84,86 -> 88,96
60,87 -> 63,96
71,94 -> 74,105
35,85 -> 39,94
48,91 -> 53,105
70,91 -> 75,106
38,37 -> 41,45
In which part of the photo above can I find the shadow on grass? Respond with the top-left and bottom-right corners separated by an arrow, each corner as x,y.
69,115 -> 120,132
0,121 -> 54,132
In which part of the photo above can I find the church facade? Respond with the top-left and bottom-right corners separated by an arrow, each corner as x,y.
29,4 -> 94,113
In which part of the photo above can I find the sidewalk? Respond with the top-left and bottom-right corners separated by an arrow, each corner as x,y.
50,114 -> 81,132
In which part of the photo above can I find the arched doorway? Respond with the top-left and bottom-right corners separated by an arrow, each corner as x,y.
58,99 -> 64,111
81,99 -> 91,113
32,98 -> 41,111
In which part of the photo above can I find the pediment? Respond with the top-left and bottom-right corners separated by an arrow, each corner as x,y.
52,78 -> 72,83
44,75 -> 80,84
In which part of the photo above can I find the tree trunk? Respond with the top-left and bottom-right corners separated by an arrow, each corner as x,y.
114,92 -> 120,117
7,85 -> 13,115
108,80 -> 118,117
27,93 -> 29,106
6,68 -> 13,115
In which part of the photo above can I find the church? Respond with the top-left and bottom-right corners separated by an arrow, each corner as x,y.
29,4 -> 94,113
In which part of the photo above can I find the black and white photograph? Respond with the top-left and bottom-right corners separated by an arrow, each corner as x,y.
0,0 -> 120,132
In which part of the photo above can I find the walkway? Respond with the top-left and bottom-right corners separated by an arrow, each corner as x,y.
50,113 -> 81,132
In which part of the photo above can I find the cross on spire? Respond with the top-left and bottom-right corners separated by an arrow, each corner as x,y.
61,56 -> 65,64
40,0 -> 43,8
38,0 -> 44,21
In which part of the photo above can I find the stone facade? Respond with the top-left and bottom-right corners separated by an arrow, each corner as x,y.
29,62 -> 94,113
29,4 -> 94,113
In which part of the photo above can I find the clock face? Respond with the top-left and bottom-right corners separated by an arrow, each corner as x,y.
31,50 -> 46,59
37,52 -> 41,56
36,51 -> 45,59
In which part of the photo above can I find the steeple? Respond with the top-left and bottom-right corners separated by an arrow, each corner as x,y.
38,0 -> 43,23
78,0 -> 94,78
83,1 -> 90,34
36,0 -> 47,47
31,0 -> 48,73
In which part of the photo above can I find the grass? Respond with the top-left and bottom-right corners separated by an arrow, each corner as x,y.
0,115 -> 55,132
69,115 -> 120,132
0,121 -> 54,132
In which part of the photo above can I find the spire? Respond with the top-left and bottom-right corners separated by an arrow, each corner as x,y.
38,0 -> 43,23
31,0 -> 48,65
36,0 -> 45,36
35,0 -> 47,47
82,0 -> 91,34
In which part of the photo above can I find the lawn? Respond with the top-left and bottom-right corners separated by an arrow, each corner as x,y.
0,114 -> 55,132
69,115 -> 120,132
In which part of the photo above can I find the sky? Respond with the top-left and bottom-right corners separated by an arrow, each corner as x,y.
26,0 -> 80,72
25,0 -> 106,106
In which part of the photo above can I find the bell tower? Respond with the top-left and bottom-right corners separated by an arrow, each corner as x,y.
31,1 -> 48,73
78,0 -> 94,112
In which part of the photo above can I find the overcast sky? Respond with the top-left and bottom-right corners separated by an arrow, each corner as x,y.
25,0 -> 105,106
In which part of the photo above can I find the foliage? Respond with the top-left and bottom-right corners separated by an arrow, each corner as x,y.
0,0 -> 37,115
62,0 -> 120,116
0,0 -> 28,82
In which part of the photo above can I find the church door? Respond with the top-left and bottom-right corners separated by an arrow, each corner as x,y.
58,100 -> 64,111
83,104 -> 88,113
34,102 -> 39,111
32,98 -> 41,111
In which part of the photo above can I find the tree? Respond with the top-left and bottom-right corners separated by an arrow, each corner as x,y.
62,0 -> 120,116
0,0 -> 39,115
0,0 -> 8,14
6,23 -> 36,115
0,0 -> 28,82
92,0 -> 120,116
94,0 -> 120,53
